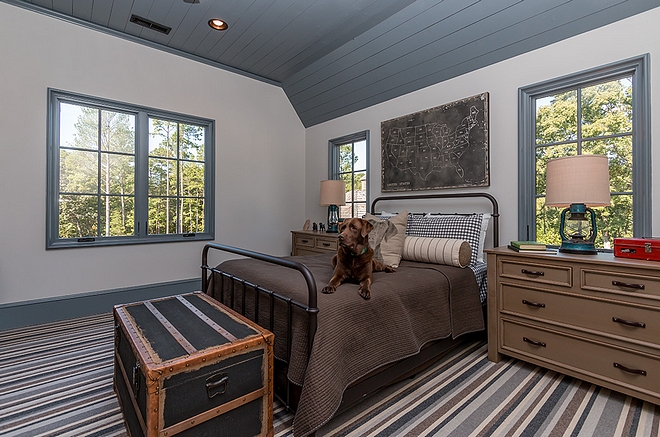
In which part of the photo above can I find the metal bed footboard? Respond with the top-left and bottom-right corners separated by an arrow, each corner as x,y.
201,242 -> 318,411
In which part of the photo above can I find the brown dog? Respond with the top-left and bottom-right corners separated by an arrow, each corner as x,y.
322,218 -> 395,299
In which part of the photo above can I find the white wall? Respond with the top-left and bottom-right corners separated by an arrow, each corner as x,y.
0,3 -> 305,304
305,7 -> 660,247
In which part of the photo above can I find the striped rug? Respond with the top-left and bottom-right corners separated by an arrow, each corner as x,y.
1,314 -> 658,437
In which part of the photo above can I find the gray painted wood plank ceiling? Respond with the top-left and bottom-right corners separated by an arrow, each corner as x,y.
5,0 -> 660,127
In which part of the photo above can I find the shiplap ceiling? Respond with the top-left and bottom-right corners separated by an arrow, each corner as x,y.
8,0 -> 660,127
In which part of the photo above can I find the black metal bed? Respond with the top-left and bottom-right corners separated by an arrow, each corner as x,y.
201,192 -> 499,419
201,243 -> 318,410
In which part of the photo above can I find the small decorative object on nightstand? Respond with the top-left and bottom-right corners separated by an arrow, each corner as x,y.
486,246 -> 660,406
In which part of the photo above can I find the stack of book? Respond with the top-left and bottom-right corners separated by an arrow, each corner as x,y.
508,241 -> 557,253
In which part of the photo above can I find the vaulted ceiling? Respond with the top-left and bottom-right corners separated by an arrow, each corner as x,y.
7,0 -> 659,127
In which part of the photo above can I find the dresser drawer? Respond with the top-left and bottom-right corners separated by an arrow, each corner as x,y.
501,320 -> 660,398
582,268 -> 660,301
499,259 -> 572,288
501,284 -> 660,347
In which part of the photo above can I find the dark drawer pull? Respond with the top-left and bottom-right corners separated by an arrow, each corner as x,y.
523,337 -> 546,347
206,374 -> 229,399
521,269 -> 544,276
301,239 -> 310,244
522,299 -> 546,308
612,317 -> 646,328
612,280 -> 645,290
321,242 -> 331,247
613,362 -> 647,376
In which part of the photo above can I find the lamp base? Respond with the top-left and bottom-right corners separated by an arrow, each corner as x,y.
327,205 -> 339,233
558,204 -> 599,255
559,240 -> 598,255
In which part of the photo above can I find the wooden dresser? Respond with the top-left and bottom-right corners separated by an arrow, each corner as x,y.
291,230 -> 338,256
486,246 -> 660,405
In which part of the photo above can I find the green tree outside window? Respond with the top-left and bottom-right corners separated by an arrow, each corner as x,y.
331,133 -> 368,218
48,90 -> 214,248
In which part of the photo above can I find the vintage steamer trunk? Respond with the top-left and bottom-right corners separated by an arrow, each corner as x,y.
614,237 -> 660,261
113,292 -> 274,437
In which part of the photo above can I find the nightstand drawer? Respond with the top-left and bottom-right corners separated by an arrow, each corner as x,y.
295,236 -> 315,248
296,248 -> 321,256
501,284 -> 660,347
499,259 -> 572,287
316,238 -> 337,251
582,269 -> 660,300
291,231 -> 338,256
502,320 -> 660,399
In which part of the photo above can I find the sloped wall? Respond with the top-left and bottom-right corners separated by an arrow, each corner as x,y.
305,7 -> 660,245
0,3 -> 305,305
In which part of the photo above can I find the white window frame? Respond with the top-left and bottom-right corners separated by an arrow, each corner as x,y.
46,89 -> 215,248
518,55 -> 651,243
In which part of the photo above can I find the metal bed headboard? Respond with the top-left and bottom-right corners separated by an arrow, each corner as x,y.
370,192 -> 500,248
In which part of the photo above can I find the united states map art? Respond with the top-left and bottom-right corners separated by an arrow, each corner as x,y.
381,93 -> 489,191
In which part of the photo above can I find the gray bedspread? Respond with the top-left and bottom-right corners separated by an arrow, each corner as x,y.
209,252 -> 484,436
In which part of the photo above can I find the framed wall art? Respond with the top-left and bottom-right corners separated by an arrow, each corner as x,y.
381,92 -> 489,192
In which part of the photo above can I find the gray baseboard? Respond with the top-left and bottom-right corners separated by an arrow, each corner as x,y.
0,278 -> 201,331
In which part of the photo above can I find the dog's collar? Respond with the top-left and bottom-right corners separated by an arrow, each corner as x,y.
351,246 -> 369,257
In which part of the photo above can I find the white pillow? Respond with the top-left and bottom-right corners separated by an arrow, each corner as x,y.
403,236 -> 472,268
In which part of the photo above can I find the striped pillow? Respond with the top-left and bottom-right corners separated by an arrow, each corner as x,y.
402,236 -> 472,268
406,213 -> 487,265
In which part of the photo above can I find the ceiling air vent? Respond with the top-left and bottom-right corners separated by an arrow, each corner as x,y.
129,15 -> 172,35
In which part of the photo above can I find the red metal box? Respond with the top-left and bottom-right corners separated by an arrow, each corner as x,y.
113,291 -> 274,437
613,238 -> 660,261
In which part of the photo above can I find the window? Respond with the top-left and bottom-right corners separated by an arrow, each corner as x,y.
329,131 -> 369,218
518,55 -> 651,249
47,89 -> 214,248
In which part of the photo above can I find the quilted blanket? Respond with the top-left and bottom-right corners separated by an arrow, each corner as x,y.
209,253 -> 484,436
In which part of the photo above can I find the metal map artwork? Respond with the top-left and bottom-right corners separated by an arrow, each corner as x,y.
381,93 -> 489,191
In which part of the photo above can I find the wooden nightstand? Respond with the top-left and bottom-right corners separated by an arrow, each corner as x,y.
291,230 -> 338,256
486,246 -> 660,405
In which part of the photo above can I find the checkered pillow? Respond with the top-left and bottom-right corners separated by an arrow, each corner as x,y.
406,214 -> 486,266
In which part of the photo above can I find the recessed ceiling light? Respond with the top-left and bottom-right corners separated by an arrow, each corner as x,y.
208,19 -> 228,31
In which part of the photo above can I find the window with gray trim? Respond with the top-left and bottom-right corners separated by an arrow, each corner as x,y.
518,55 -> 651,248
47,89 -> 214,248
329,131 -> 369,218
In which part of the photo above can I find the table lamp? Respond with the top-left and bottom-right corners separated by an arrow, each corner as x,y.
545,155 -> 610,254
319,179 -> 346,233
